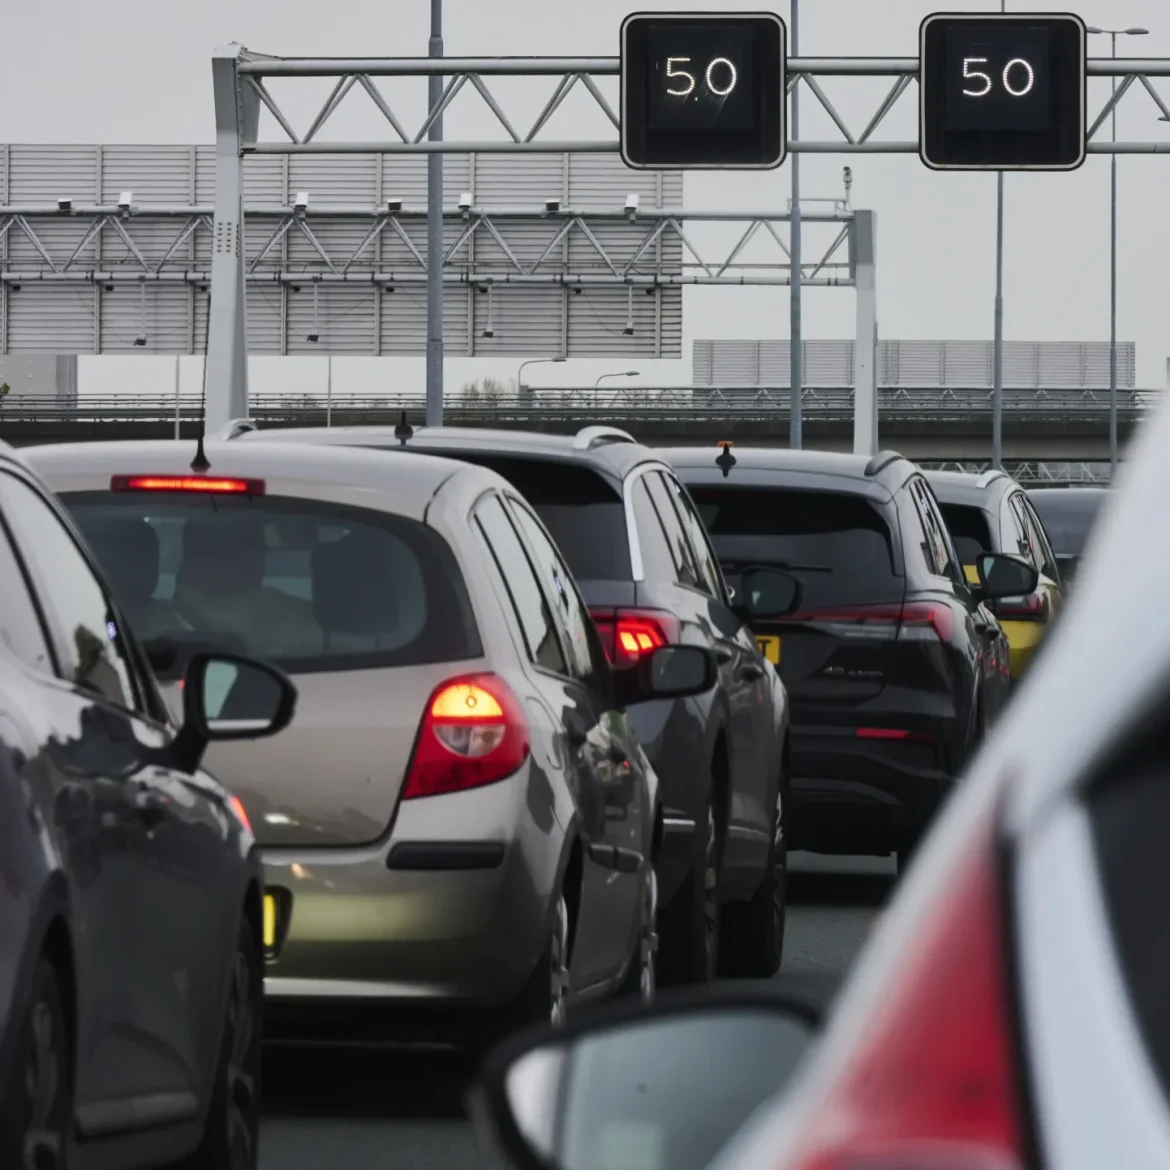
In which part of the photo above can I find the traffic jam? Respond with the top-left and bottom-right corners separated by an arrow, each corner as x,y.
0,419 -> 1126,1170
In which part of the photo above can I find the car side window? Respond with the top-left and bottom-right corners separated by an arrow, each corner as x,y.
1004,495 -> 1033,562
506,496 -> 598,685
629,474 -> 682,583
0,471 -> 145,713
668,477 -> 725,599
1019,496 -> 1060,583
644,471 -> 701,589
474,494 -> 568,676
911,480 -> 961,585
0,514 -> 54,676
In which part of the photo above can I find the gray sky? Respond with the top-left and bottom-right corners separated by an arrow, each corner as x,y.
4,0 -> 1169,396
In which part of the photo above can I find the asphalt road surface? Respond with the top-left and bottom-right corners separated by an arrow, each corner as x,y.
259,854 -> 896,1170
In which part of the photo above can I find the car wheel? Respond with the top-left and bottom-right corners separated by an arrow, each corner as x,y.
174,916 -> 262,1170
618,867 -> 658,1002
0,957 -> 71,1170
658,798 -> 720,986
720,779 -> 787,978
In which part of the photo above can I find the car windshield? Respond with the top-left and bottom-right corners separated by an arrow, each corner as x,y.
687,485 -> 902,610
60,490 -> 481,677
937,502 -> 994,566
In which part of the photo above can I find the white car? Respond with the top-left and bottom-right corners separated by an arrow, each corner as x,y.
469,400 -> 1168,1170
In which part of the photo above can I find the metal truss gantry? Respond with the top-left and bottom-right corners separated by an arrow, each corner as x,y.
208,45 -> 1170,440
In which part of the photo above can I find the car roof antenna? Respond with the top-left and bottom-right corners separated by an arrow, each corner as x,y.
190,287 -> 213,473
394,410 -> 414,447
715,441 -> 736,478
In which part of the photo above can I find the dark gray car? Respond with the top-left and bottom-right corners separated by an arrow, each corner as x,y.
0,440 -> 296,1170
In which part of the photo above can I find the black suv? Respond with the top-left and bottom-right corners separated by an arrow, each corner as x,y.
664,446 -> 1037,867
237,423 -> 799,984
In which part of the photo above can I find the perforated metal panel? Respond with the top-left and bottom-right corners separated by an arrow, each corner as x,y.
693,338 -> 1137,388
2,147 -> 683,358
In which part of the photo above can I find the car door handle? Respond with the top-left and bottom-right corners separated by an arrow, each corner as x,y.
737,661 -> 765,682
132,787 -> 168,829
714,645 -> 735,664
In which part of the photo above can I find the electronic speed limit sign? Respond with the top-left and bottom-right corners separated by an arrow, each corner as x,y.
620,11 -> 787,169
919,12 -> 1087,170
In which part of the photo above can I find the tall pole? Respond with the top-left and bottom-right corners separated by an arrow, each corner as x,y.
425,0 -> 444,426
1109,31 -> 1118,476
789,0 -> 803,450
991,0 -> 1005,470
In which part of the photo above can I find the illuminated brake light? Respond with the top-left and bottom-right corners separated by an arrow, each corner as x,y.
228,794 -> 253,836
110,474 -> 266,495
402,674 -> 530,800
590,608 -> 680,668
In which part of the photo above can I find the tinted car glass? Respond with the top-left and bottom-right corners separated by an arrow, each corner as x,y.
630,475 -> 682,583
644,471 -> 702,589
62,491 -> 481,677
938,502 -> 994,567
1028,490 -> 1106,558
404,452 -> 631,582
687,485 -> 903,609
0,518 -> 53,675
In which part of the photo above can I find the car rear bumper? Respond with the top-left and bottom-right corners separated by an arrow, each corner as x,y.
789,725 -> 954,854
259,772 -> 557,1010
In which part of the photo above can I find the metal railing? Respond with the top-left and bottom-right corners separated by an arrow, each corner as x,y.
0,386 -> 1154,426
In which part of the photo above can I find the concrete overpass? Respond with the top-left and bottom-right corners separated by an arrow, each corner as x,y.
0,387 -> 1149,463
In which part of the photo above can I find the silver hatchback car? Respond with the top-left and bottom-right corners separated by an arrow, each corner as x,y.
26,439 -> 714,1049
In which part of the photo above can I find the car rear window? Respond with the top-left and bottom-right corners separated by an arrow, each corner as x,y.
937,503 -> 994,566
400,451 -> 631,582
60,490 -> 482,676
1028,492 -> 1105,558
687,485 -> 902,610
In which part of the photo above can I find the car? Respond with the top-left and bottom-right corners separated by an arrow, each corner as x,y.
469,398 -> 1170,1170
664,446 -> 1030,868
233,422 -> 802,985
926,468 -> 1064,681
0,438 -> 297,1170
1027,485 -> 1110,585
21,437 -> 716,1052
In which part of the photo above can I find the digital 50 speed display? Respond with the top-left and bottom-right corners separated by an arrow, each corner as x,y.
920,12 -> 1086,170
621,12 -> 786,169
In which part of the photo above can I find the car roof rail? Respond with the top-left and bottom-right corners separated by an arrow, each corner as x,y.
863,450 -> 905,477
214,418 -> 259,441
572,425 -> 637,451
975,468 -> 1009,489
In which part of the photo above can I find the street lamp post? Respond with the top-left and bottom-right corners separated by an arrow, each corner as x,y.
517,357 -> 566,406
789,0 -> 803,451
594,370 -> 640,408
1087,25 -> 1148,477
992,0 -> 1006,471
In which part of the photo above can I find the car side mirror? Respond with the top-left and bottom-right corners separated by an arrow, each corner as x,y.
169,651 -> 298,773
975,552 -> 1040,601
613,645 -> 717,707
737,567 -> 802,619
468,989 -> 818,1170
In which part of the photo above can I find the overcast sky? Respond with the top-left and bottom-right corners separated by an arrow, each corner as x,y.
3,0 -> 1169,397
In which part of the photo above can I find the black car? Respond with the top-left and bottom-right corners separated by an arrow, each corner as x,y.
235,423 -> 799,985
1027,486 -> 1109,585
664,446 -> 1036,867
0,440 -> 297,1169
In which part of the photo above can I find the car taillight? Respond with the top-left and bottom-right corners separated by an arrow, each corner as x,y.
401,674 -> 530,800
777,801 -> 1024,1170
855,727 -> 937,744
590,608 -> 681,668
110,474 -> 265,495
785,602 -> 954,644
990,592 -> 1048,621
228,794 -> 253,836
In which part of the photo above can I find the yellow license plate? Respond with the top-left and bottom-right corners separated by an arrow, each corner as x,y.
263,893 -> 278,952
755,635 -> 781,665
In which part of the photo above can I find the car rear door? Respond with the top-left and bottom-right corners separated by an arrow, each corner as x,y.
471,493 -> 634,992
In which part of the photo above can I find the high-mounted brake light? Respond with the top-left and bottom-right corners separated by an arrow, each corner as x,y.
401,673 -> 530,800
110,474 -> 266,495
777,801 -> 1024,1170
590,608 -> 681,668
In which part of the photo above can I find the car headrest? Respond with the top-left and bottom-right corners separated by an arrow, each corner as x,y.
311,532 -> 399,636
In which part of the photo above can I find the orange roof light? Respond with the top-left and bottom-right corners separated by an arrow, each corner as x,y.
110,475 -> 266,495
